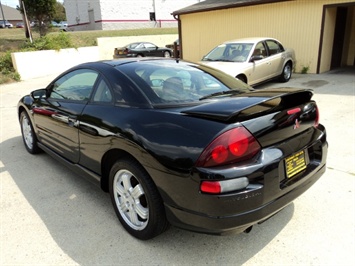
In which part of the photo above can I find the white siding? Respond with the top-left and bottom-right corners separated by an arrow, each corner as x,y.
63,0 -> 200,31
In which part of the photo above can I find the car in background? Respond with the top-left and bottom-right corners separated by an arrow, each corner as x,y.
51,21 -> 60,27
59,21 -> 68,27
16,22 -> 25,28
17,58 -> 327,240
201,37 -> 295,86
165,39 -> 180,57
59,24 -> 68,31
113,42 -> 172,58
0,20 -> 13,28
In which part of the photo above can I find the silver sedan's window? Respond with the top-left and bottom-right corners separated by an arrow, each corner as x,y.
266,40 -> 284,55
202,43 -> 253,62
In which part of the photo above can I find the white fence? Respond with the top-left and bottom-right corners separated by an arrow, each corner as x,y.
11,34 -> 178,80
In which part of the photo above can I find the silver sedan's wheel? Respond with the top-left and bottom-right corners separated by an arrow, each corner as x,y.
20,111 -> 40,154
109,159 -> 169,240
280,62 -> 292,82
113,169 -> 149,230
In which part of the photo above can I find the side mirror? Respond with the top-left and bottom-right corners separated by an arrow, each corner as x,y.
250,55 -> 264,62
31,88 -> 47,99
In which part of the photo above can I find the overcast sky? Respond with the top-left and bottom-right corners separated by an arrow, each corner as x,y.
2,0 -> 63,8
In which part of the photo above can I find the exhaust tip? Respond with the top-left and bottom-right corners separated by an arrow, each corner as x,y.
244,226 -> 253,233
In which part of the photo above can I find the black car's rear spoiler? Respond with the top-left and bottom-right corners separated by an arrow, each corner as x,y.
181,88 -> 313,122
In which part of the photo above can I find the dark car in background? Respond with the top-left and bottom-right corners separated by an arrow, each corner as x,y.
113,42 -> 172,58
18,58 -> 327,240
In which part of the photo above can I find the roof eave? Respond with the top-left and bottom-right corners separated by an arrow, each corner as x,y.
172,0 -> 292,16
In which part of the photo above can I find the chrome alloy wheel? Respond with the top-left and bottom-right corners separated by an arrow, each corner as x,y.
113,169 -> 149,230
283,64 -> 292,81
21,114 -> 34,150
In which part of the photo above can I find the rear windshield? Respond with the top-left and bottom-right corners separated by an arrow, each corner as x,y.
117,60 -> 253,105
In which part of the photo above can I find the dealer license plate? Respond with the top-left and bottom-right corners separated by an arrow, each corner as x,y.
285,150 -> 307,178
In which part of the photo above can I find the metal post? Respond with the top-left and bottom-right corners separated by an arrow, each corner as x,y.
0,0 -> 7,27
20,0 -> 32,42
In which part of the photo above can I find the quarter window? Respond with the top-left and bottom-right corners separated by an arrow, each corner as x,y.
93,79 -> 113,103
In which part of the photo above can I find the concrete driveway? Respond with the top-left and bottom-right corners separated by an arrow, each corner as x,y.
1,67 -> 354,265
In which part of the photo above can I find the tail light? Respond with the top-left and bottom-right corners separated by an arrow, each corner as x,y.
124,48 -> 129,55
200,177 -> 249,194
196,126 -> 261,168
314,105 -> 319,127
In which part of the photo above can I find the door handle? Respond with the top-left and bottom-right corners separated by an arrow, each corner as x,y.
68,115 -> 77,127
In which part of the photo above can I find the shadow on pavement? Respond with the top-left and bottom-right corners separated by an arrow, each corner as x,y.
255,66 -> 355,97
1,134 -> 294,265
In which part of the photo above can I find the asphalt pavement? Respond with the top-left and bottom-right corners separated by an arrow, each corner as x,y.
1,67 -> 354,265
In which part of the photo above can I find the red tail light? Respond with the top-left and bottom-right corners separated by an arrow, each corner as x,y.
196,127 -> 261,167
124,48 -> 129,55
314,105 -> 319,127
200,181 -> 221,194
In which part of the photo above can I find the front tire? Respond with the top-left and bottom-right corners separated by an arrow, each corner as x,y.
20,111 -> 41,154
236,74 -> 247,84
279,62 -> 292,82
109,158 -> 169,240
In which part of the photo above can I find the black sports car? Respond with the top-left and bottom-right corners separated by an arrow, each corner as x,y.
18,58 -> 328,240
113,42 -> 172,59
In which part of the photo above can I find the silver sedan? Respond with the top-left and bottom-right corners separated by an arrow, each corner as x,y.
200,37 -> 295,86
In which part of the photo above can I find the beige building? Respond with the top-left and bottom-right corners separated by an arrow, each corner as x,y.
173,0 -> 355,73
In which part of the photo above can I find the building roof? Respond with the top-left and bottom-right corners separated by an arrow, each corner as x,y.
0,4 -> 22,20
172,0 -> 291,16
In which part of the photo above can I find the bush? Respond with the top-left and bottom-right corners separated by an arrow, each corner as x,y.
0,52 -> 21,82
20,32 -> 75,51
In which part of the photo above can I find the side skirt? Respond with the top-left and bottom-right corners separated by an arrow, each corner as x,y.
38,142 -> 102,188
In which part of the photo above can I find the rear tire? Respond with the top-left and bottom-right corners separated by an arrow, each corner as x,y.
279,62 -> 292,82
163,51 -> 171,58
20,111 -> 41,154
109,158 -> 169,240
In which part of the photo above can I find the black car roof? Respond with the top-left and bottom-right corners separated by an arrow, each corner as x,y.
101,58 -> 182,67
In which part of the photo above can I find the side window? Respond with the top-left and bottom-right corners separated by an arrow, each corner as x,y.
50,69 -> 98,101
145,43 -> 156,49
252,42 -> 267,58
266,40 -> 283,56
93,79 -> 113,103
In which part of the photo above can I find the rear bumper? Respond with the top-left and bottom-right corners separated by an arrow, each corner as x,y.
165,162 -> 326,235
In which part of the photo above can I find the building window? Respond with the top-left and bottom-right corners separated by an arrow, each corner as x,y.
149,12 -> 156,21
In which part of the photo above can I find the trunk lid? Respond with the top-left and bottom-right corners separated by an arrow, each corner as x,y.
182,87 -> 318,147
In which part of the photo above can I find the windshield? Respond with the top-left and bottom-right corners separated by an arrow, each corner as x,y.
202,43 -> 254,63
117,60 -> 253,105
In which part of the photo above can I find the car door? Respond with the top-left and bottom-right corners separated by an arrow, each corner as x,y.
32,69 -> 99,163
247,41 -> 271,84
265,39 -> 285,78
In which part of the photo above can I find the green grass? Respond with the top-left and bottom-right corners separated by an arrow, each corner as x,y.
0,27 -> 178,84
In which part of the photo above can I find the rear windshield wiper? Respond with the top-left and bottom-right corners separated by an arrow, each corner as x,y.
199,90 -> 243,100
